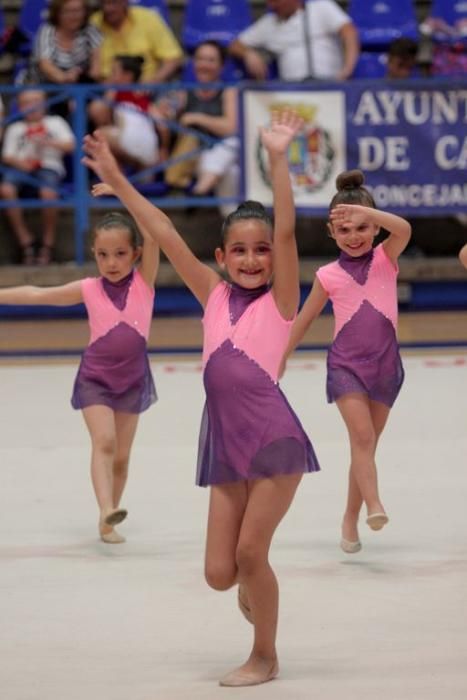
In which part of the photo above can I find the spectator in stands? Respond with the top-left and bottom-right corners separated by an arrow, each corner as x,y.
26,0 -> 102,85
0,89 -> 75,265
229,0 -> 359,82
162,41 -> 238,207
386,38 -> 419,79
421,11 -> 467,77
88,0 -> 183,130
95,54 -> 159,172
90,0 -> 183,84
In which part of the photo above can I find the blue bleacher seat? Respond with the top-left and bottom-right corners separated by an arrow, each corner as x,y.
182,0 -> 252,52
352,51 -> 388,78
18,0 -> 50,55
128,0 -> 170,26
429,0 -> 467,29
348,0 -> 419,50
425,0 -> 467,45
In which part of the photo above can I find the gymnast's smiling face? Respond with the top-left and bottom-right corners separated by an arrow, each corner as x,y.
215,219 -> 274,289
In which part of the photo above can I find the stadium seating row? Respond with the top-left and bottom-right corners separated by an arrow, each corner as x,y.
0,1 -> 466,79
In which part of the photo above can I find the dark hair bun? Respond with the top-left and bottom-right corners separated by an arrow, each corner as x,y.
236,200 -> 266,214
336,169 -> 365,192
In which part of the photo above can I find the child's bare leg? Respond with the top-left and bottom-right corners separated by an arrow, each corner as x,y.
342,468 -> 363,542
112,411 -> 139,508
220,473 -> 302,686
205,482 -> 248,591
1,183 -> 34,248
39,188 -> 58,261
82,405 -> 121,525
342,398 -> 390,543
192,172 -> 221,195
337,393 -> 390,520
88,99 -> 113,127
98,126 -> 125,158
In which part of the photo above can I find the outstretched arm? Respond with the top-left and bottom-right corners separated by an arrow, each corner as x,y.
260,110 -> 303,320
330,204 -> 411,264
459,243 -> 467,270
0,280 -> 83,306
83,132 -> 220,307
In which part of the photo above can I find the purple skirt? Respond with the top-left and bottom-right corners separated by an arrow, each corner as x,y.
327,300 -> 404,407
71,322 -> 157,413
196,340 -> 320,486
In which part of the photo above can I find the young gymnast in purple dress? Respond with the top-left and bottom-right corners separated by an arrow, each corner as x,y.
0,212 -> 159,544
284,170 -> 411,555
82,112 -> 320,687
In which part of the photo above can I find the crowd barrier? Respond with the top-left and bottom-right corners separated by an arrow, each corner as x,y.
0,77 -> 466,265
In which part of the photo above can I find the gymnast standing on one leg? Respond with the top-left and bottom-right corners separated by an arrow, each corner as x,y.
82,111 -> 320,687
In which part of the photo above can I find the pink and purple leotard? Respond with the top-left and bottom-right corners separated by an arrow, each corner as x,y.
71,269 -> 157,413
316,243 -> 404,407
196,281 -> 320,487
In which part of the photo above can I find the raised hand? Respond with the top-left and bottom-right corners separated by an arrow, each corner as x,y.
259,109 -> 304,156
82,130 -> 121,186
329,203 -> 371,226
91,182 -> 115,197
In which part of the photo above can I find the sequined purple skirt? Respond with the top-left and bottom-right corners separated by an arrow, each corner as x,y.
71,322 -> 157,413
196,340 -> 320,486
327,300 -> 404,407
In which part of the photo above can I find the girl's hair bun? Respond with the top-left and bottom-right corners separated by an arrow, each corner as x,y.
329,169 -> 375,210
221,200 -> 272,246
335,169 -> 365,191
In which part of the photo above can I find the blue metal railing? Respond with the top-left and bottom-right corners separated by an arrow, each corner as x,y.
0,82 -> 240,264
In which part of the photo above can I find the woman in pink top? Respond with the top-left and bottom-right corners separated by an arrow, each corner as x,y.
83,112 -> 319,688
284,170 -> 412,555
0,211 -> 159,544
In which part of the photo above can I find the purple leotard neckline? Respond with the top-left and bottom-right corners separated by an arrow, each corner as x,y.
338,249 -> 374,285
102,269 -> 134,310
228,282 -> 269,325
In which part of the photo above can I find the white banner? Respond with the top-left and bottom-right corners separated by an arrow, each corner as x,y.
242,89 -> 346,208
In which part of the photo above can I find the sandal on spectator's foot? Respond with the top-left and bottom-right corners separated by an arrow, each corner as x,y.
21,244 -> 35,265
37,245 -> 53,265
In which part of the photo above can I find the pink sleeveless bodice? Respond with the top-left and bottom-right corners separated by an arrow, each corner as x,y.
202,281 -> 293,383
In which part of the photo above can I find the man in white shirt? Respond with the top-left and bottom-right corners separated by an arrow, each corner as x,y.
229,0 -> 359,81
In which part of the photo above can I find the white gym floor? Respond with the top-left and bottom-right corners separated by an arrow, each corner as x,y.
0,351 -> 466,700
